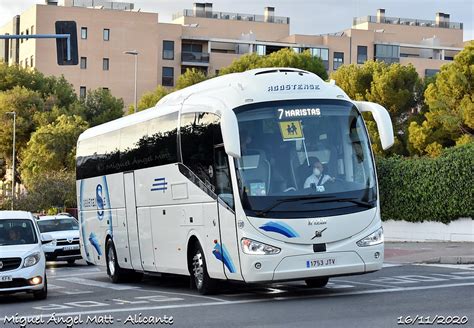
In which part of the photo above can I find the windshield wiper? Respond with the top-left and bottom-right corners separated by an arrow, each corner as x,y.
255,195 -> 333,217
305,197 -> 375,208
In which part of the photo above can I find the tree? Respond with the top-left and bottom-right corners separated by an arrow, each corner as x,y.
176,68 -> 208,90
408,41 -> 473,156
219,48 -> 328,80
0,87 -> 44,167
15,170 -> 77,212
331,61 -> 422,156
131,85 -> 170,114
20,114 -> 88,188
74,88 -> 124,127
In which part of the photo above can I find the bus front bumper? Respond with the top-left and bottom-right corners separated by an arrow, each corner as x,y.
240,244 -> 384,283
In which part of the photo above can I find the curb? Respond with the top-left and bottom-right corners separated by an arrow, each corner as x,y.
424,256 -> 474,265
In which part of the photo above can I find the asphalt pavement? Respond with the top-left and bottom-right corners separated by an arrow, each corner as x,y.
0,242 -> 473,328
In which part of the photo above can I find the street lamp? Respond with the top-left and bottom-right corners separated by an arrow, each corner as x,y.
5,111 -> 16,210
124,50 -> 139,113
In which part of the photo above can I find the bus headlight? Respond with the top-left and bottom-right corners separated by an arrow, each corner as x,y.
241,238 -> 280,255
356,227 -> 384,247
23,252 -> 41,268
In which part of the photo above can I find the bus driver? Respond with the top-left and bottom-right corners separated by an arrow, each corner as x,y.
304,158 -> 334,190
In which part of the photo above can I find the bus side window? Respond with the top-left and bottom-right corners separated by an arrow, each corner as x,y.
214,145 -> 234,209
180,112 -> 221,191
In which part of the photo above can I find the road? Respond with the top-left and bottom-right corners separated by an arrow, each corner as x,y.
1,261 -> 473,328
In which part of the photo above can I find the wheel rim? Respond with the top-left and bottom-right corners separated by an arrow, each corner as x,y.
192,250 -> 204,289
107,245 -> 116,277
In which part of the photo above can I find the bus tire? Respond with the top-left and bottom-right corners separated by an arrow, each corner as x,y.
191,244 -> 217,295
305,277 -> 329,288
106,239 -> 128,283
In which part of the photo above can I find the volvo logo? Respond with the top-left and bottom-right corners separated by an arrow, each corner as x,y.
0,261 -> 3,269
311,228 -> 327,239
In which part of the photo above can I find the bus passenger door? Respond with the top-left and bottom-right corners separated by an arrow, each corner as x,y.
123,172 -> 143,271
215,145 -> 243,280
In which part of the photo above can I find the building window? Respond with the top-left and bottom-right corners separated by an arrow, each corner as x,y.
357,46 -> 368,64
81,27 -> 87,40
103,58 -> 109,70
25,58 -> 29,68
31,25 -> 34,35
162,40 -> 174,60
80,57 -> 87,69
20,32 -> 23,43
162,67 -> 174,86
310,47 -> 329,70
103,87 -> 109,91
333,52 -> 344,70
19,60 -> 23,67
374,44 -> 400,64
103,29 -> 110,41
80,86 -> 86,99
425,69 -> 440,78
30,55 -> 34,67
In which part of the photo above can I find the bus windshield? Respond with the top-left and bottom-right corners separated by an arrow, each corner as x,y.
234,99 -> 377,218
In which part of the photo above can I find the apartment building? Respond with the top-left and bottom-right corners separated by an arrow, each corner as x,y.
0,1 -> 468,108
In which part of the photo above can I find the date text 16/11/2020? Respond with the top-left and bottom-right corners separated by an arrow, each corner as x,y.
397,315 -> 468,325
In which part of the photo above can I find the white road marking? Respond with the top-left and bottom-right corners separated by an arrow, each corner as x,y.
57,277 -> 140,290
415,263 -> 474,271
382,263 -> 402,268
12,281 -> 474,320
326,283 -> 354,289
331,279 -> 391,289
138,288 -> 226,302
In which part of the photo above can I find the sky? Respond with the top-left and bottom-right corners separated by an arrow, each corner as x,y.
0,0 -> 473,41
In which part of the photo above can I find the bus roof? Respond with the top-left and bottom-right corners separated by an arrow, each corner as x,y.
78,68 -> 349,142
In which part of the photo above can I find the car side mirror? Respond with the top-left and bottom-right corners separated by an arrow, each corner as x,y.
41,234 -> 54,245
354,101 -> 395,150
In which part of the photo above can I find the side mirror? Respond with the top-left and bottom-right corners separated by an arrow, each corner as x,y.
55,21 -> 78,65
220,110 -> 241,158
354,101 -> 395,150
41,234 -> 54,245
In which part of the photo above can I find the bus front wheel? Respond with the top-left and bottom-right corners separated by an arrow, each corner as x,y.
106,239 -> 128,283
191,245 -> 217,295
305,277 -> 329,288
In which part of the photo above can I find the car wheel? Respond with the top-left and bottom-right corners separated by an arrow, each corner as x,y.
33,275 -> 48,300
67,259 -> 75,265
305,277 -> 329,288
191,244 -> 217,295
106,239 -> 129,283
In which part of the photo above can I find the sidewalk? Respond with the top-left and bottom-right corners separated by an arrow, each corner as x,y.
385,242 -> 474,264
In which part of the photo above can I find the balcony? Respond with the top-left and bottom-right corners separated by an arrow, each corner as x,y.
181,51 -> 210,65
353,15 -> 463,30
173,9 -> 290,24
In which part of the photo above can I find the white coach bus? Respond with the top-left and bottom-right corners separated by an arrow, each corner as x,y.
76,68 -> 394,294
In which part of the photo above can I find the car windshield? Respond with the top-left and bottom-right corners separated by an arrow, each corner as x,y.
0,219 -> 38,245
234,99 -> 376,218
37,219 -> 79,233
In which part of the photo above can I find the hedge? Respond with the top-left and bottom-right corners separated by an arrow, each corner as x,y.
376,143 -> 474,224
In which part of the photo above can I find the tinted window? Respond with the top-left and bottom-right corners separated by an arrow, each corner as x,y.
76,112 -> 178,179
357,46 -> 368,64
162,67 -> 174,86
180,112 -> 222,187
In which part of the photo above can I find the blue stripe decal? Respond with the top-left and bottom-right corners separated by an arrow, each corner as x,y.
151,177 -> 168,192
79,180 -> 91,261
259,221 -> 299,238
213,242 -> 236,273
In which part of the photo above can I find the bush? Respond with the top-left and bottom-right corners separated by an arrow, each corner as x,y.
376,143 -> 474,223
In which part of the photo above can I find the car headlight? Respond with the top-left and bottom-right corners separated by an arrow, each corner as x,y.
23,252 -> 41,268
48,239 -> 57,246
241,238 -> 280,255
357,227 -> 384,247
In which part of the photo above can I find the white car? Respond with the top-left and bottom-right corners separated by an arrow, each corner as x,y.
0,211 -> 48,300
37,215 -> 82,264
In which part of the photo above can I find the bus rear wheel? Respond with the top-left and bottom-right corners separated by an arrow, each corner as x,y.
191,245 -> 217,295
305,277 -> 329,288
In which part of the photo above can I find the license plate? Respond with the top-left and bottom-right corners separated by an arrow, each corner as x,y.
306,258 -> 336,268
0,275 -> 13,282
63,245 -> 79,251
